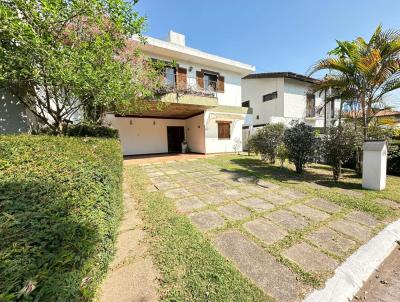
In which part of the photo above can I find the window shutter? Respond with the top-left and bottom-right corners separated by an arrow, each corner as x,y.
177,67 -> 187,89
217,121 -> 231,139
217,75 -> 225,92
196,71 -> 204,89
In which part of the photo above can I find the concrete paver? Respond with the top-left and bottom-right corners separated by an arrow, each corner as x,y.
306,227 -> 357,256
176,196 -> 206,213
283,242 -> 339,273
289,204 -> 331,222
213,231 -> 303,301
244,218 -> 287,245
238,197 -> 275,212
189,210 -> 225,231
218,203 -> 251,221
266,209 -> 309,231
329,219 -> 372,242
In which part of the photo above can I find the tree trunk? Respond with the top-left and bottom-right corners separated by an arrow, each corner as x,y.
338,99 -> 344,126
295,162 -> 303,174
360,95 -> 368,140
333,161 -> 342,180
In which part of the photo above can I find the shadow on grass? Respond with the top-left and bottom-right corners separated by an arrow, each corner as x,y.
227,157 -> 362,190
0,179 -> 101,301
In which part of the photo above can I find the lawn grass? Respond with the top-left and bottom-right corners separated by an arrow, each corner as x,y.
0,135 -> 123,301
203,154 -> 400,287
125,165 -> 272,302
206,154 -> 400,220
125,154 -> 400,300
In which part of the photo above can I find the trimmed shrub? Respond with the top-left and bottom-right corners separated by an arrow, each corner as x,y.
283,122 -> 316,173
388,143 -> 400,176
322,125 -> 362,180
247,123 -> 285,163
64,124 -> 119,138
276,143 -> 288,168
0,135 -> 123,301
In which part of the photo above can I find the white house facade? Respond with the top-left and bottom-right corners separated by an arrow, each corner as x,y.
105,31 -> 255,155
241,72 -> 341,143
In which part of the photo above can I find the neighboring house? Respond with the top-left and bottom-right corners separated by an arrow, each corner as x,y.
241,72 -> 340,144
343,109 -> 400,128
0,90 -> 34,134
105,31 -> 255,155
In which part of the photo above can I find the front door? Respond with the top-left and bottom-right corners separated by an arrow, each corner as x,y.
167,126 -> 185,153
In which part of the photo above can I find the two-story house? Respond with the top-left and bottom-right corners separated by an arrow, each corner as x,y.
105,31 -> 255,155
241,72 -> 340,143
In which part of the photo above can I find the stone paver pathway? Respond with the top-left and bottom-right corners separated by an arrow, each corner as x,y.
140,159 -> 381,302
99,182 -> 158,302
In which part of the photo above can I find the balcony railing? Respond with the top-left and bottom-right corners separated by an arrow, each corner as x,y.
158,74 -> 218,98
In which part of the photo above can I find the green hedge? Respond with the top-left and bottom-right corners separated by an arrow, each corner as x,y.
0,135 -> 123,301
64,124 -> 119,138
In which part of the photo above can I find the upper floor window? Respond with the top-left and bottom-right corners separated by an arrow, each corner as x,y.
263,91 -> 277,102
204,73 -> 218,92
196,70 -> 225,94
165,67 -> 176,87
306,94 -> 316,117
330,100 -> 335,118
242,100 -> 250,108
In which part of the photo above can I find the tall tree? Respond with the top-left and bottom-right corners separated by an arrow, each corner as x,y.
0,0 -> 162,133
309,25 -> 400,140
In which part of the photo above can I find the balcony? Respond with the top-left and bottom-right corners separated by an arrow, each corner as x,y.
158,74 -> 218,98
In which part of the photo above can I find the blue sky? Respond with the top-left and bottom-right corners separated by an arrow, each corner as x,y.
135,0 -> 400,108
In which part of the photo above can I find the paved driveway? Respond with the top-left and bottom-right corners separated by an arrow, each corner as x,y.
141,159 -> 380,301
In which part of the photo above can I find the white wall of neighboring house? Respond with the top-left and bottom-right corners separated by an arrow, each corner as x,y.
0,90 -> 31,134
241,77 -> 284,125
242,75 -> 339,129
283,79 -> 325,127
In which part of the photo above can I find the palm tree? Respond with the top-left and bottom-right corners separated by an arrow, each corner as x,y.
309,25 -> 400,140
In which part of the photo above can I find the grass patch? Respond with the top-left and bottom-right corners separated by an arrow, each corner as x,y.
0,135 -> 123,301
204,154 -> 400,287
206,154 -> 400,220
125,166 -> 271,302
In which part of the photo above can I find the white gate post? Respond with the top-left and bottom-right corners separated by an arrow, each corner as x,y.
362,141 -> 388,191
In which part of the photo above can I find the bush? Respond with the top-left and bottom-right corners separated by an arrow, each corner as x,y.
0,135 -> 123,301
64,124 -> 119,138
247,123 -> 285,163
322,125 -> 362,180
276,143 -> 288,168
388,143 -> 400,176
283,122 -> 316,173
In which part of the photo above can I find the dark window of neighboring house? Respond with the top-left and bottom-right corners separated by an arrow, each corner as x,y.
242,100 -> 250,107
217,122 -> 231,139
165,67 -> 176,87
331,100 -> 335,118
263,91 -> 278,102
204,73 -> 218,92
306,94 -> 316,117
